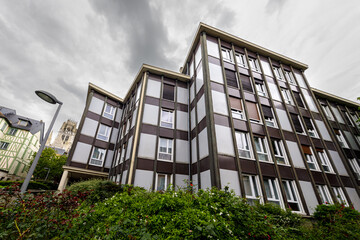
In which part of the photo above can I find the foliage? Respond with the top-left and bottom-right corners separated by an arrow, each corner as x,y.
0,180 -> 50,190
67,179 -> 136,204
309,203 -> 360,239
0,183 -> 91,240
28,148 -> 67,182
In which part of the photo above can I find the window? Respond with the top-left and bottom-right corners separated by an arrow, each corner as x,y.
273,67 -> 284,80
281,88 -> 294,105
332,187 -> 348,206
221,47 -> 233,63
246,101 -> 261,123
321,104 -> 334,120
284,71 -> 296,85
254,136 -> 271,162
282,180 -> 302,212
292,91 -> 305,108
334,129 -> 348,148
160,109 -> 174,128
343,112 -> 354,126
240,74 -> 253,92
97,124 -> 111,141
317,149 -> 333,173
235,53 -> 247,68
103,103 -> 116,120
272,139 -> 287,164
264,178 -> 283,207
262,106 -> 276,128
356,135 -> 360,145
90,147 -> 106,166
119,144 -> 126,164
316,185 -> 333,204
290,114 -> 304,134
349,158 -> 360,180
303,117 -> 317,137
235,132 -> 252,159
243,175 -> 262,205
225,69 -> 238,88
248,57 -> 260,72
7,128 -> 17,136
255,80 -> 266,97
229,97 -> 244,120
158,138 -> 173,161
162,84 -> 175,101
0,123 -> 7,132
18,120 -> 28,126
156,173 -> 172,191
350,113 -> 359,128
0,141 -> 10,150
302,145 -> 319,170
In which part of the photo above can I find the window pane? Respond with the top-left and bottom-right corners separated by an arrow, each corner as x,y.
163,84 -> 175,101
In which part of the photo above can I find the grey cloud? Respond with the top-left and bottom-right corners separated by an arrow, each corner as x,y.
265,0 -> 287,14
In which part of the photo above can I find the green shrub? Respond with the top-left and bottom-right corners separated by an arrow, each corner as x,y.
67,179 -> 133,204
0,180 -> 50,190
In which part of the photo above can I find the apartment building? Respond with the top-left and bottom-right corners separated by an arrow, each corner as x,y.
0,107 -> 43,180
58,23 -> 360,215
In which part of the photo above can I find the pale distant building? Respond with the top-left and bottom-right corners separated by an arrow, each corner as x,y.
48,120 -> 77,154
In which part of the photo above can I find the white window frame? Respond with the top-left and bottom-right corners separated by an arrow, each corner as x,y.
158,138 -> 173,161
264,178 -> 284,208
254,136 -> 271,162
321,105 -> 334,120
243,175 -> 263,205
282,180 -> 304,213
235,132 -> 253,159
355,135 -> 360,145
155,173 -> 172,191
316,185 -> 333,204
344,112 -> 355,127
231,109 -> 244,120
248,57 -> 260,72
272,139 -> 288,165
332,187 -> 348,206
0,122 -> 7,132
235,53 -> 247,68
18,120 -> 28,127
0,141 -> 10,150
318,151 -> 333,173
284,71 -> 296,85
265,116 -> 276,128
336,130 -> 348,148
89,147 -> 106,167
305,147 -> 320,171
350,113 -> 359,128
273,67 -> 284,80
103,103 -> 116,120
307,119 -> 318,138
255,82 -> 267,97
221,47 -> 233,63
349,158 -> 360,180
160,109 -> 174,129
281,88 -> 294,105
97,124 -> 111,141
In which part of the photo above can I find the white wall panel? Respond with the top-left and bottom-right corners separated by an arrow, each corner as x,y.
215,125 -> 235,156
88,97 -> 104,114
211,90 -> 228,116
329,150 -> 348,176
177,87 -> 188,105
220,169 -> 241,196
299,181 -> 318,214
81,118 -> 98,137
176,139 -> 189,163
134,169 -> 154,190
72,142 -> 91,164
176,110 -> 188,131
142,104 -> 159,126
198,128 -> 209,160
276,109 -> 292,132
138,133 -> 157,159
146,79 -> 161,98
286,140 -> 305,168
197,95 -> 206,123
200,170 -> 212,190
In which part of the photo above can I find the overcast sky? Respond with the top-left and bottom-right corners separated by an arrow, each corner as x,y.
0,0 -> 359,139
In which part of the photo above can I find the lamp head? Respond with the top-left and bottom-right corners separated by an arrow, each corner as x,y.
35,90 -> 62,104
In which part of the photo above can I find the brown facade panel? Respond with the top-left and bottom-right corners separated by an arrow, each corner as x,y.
340,176 -> 354,188
244,92 -> 256,102
283,131 -> 297,142
145,96 -> 160,106
177,103 -> 188,112
157,161 -> 173,174
273,101 -> 285,110
325,141 -> 336,151
312,112 -> 322,121
233,119 -> 248,131
94,139 -> 109,149
268,127 -> 281,139
161,100 -> 175,110
178,81 -> 187,89
88,165 -> 103,172
136,158 -> 154,171
159,127 -> 175,139
296,168 -> 311,181
214,114 -> 230,127
101,117 -> 113,126
251,123 -> 265,136
240,159 -> 258,174
176,130 -> 188,141
78,134 -> 93,145
287,105 -> 298,115
311,171 -> 325,184
69,162 -> 87,169
93,92 -> 106,101
312,138 -> 324,149
191,163 -> 198,175
198,117 -> 207,132
259,97 -> 271,106
87,111 -> 101,121
299,108 -> 310,118
218,155 -> 237,170
175,163 -> 190,175
278,165 -> 295,180
326,173 -> 340,187
298,135 -> 311,146
124,160 -> 130,170
199,156 -> 210,172
227,87 -> 241,98
260,162 -> 276,177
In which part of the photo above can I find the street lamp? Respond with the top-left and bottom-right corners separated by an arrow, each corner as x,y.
20,90 -> 62,194
44,167 -> 50,181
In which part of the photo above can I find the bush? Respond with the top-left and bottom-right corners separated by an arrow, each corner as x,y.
67,179 -> 131,204
0,180 -> 50,190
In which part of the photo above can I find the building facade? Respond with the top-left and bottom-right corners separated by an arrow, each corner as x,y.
59,23 -> 360,215
0,107 -> 44,180
47,119 -> 77,154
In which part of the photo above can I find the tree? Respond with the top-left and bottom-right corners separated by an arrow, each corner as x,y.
28,148 -> 67,182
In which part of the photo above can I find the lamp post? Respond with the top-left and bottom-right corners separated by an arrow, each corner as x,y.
44,167 -> 50,181
20,91 -> 62,194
